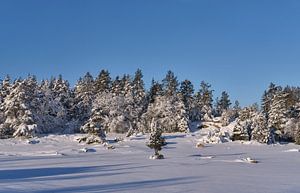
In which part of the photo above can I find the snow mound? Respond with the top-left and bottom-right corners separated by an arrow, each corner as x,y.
234,157 -> 259,164
197,123 -> 234,144
198,155 -> 214,159
284,149 -> 300,153
236,140 -> 264,145
149,154 -> 164,160
79,148 -> 96,153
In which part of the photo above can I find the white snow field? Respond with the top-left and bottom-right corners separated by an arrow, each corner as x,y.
0,133 -> 300,193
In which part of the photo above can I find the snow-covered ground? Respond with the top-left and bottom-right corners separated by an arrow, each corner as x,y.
0,133 -> 300,193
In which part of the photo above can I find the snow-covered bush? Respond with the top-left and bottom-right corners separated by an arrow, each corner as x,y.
198,128 -> 231,144
220,109 -> 238,127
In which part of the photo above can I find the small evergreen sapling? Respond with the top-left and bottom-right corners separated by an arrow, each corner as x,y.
79,107 -> 107,144
147,119 -> 165,159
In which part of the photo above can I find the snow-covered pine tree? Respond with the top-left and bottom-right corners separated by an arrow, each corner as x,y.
141,95 -> 188,133
147,79 -> 163,103
36,79 -> 53,132
162,73 -> 189,132
294,121 -> 300,145
179,79 -> 194,112
94,69 -> 111,93
36,78 -> 69,134
91,90 -> 137,134
195,81 -> 214,121
268,91 -> 289,141
147,118 -> 164,159
0,75 -> 11,103
179,79 -> 199,124
120,74 -> 132,96
215,91 -> 231,116
251,112 -> 272,143
220,100 -> 241,126
233,100 -> 241,118
111,76 -> 122,96
51,75 -> 73,123
232,106 -> 256,141
73,72 -> 95,127
79,106 -> 107,144
132,69 -> 146,103
0,76 -> 40,138
220,109 -> 238,127
261,83 -> 281,115
0,75 -> 11,128
162,70 -> 179,97
126,69 -> 147,137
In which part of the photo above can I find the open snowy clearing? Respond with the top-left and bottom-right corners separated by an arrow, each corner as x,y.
0,133 -> 300,193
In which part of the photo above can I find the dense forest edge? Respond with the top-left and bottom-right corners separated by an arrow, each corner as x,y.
0,69 -> 299,145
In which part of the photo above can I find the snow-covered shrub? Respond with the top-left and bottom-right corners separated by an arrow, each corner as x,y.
198,128 -> 231,144
220,109 -> 238,127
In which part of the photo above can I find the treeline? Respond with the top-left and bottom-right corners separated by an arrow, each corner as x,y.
0,69 -> 300,144
233,83 -> 300,144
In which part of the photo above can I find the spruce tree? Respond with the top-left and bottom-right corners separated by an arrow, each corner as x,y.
179,79 -> 194,120
79,106 -> 107,144
196,81 -> 214,121
0,75 -> 11,103
132,69 -> 146,103
73,72 -> 95,125
261,83 -> 281,115
148,79 -> 163,103
162,70 -> 178,97
251,112 -> 272,143
94,70 -> 111,93
120,74 -> 132,97
147,118 -> 164,159
111,76 -> 122,96
0,76 -> 11,128
127,69 -> 147,137
215,91 -> 231,116
0,76 -> 40,138
268,91 -> 289,141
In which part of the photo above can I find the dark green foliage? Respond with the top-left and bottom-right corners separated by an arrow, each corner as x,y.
162,70 -> 178,97
148,79 -> 163,103
215,91 -> 231,116
94,70 -> 111,93
147,120 -> 164,157
196,81 -> 214,121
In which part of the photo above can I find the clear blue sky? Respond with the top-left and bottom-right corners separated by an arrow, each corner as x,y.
1,0 -> 300,106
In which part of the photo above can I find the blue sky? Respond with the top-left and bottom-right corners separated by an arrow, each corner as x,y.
0,0 -> 300,106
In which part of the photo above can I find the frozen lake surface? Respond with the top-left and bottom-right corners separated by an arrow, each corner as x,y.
0,133 -> 300,193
